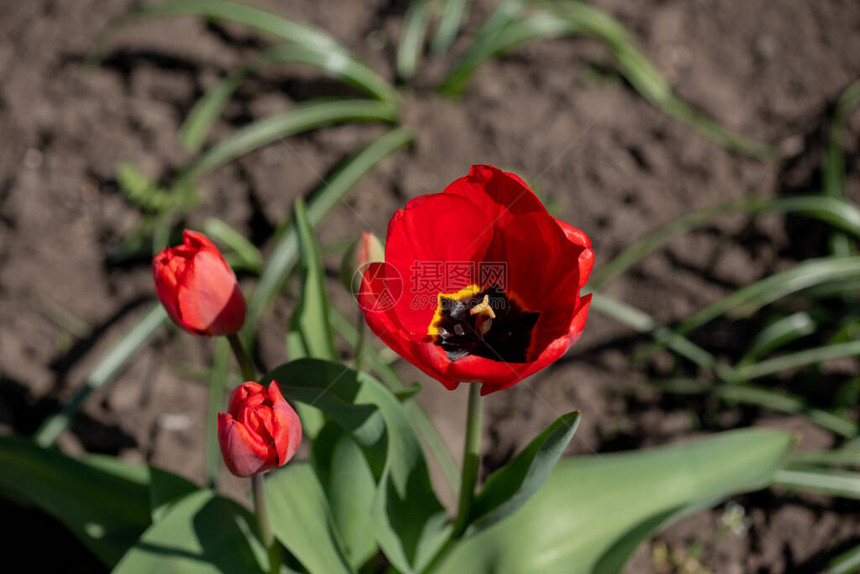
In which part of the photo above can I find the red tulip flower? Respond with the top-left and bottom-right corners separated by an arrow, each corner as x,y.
218,381 -> 302,477
152,230 -> 246,336
358,165 -> 593,395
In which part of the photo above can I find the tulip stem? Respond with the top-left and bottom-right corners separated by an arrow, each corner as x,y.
227,333 -> 257,382
421,383 -> 483,574
452,382 -> 483,537
252,474 -> 280,574
354,308 -> 367,371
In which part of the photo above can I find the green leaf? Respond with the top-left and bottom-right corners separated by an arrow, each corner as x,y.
205,338 -> 230,488
259,359 -> 448,573
35,304 -> 168,447
822,80 -> 860,256
241,128 -> 413,347
94,0 -> 343,59
652,379 -> 857,438
329,306 -> 460,495
773,468 -> 860,500
589,293 -> 719,372
591,195 -> 860,290
467,411 -> 581,535
149,467 -> 200,523
202,218 -> 263,273
180,45 -> 399,152
265,463 -> 355,574
397,0 -> 433,81
735,340 -> 860,382
180,99 -> 398,182
289,198 -> 337,361
676,256 -> 860,336
114,490 -> 266,574
738,312 -> 817,366
0,436 -> 151,567
440,1 -> 771,156
434,429 -> 794,574
828,541 -> 860,574
430,0 -> 470,55
312,424 -> 378,569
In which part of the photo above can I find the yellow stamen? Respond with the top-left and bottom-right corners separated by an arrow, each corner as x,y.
470,295 -> 496,319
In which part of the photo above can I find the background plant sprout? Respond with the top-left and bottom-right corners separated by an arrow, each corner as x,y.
5,0 -> 860,573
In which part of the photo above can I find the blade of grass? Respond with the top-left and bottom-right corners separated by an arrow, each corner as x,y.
823,80 -> 860,256
180,99 -> 398,182
790,449 -> 860,469
397,0 -> 433,82
652,379 -> 858,438
181,45 -> 400,152
431,0 -> 471,55
202,218 -> 263,273
91,0 -> 343,62
675,256 -> 860,337
241,127 -> 414,347
738,312 -> 817,367
828,543 -> 860,574
35,305 -> 168,447
773,468 -> 860,499
735,340 -> 860,383
440,10 -> 570,94
589,292 -> 721,374
591,195 -> 860,290
440,1 -> 772,156
206,338 -> 230,487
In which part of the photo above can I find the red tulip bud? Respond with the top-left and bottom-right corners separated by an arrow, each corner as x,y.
152,230 -> 246,336
340,232 -> 385,295
217,381 -> 302,477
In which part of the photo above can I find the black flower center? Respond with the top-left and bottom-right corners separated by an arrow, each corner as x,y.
428,284 -> 540,363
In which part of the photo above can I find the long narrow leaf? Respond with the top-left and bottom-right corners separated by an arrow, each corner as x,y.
35,305 -> 168,447
181,45 -> 399,152
202,218 -> 263,272
241,128 -> 413,346
774,468 -> 860,499
652,379 -> 858,438
675,257 -> 860,337
397,0 -> 433,81
431,0 -> 471,55
589,293 -> 719,372
735,340 -> 860,382
591,195 -> 860,290
93,0 -> 342,61
738,312 -> 817,366
823,80 -> 860,256
180,99 -> 398,181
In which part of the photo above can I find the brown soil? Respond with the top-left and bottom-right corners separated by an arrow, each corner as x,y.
2,0 -> 860,572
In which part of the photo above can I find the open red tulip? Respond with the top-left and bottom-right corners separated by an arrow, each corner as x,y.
152,230 -> 246,336
358,165 -> 593,395
217,381 -> 302,477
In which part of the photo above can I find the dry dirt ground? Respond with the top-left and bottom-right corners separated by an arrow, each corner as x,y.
1,0 -> 860,572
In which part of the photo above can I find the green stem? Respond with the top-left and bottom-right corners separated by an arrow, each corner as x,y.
423,383 -> 484,574
252,474 -> 281,574
227,332 -> 257,382
354,308 -> 367,371
453,383 -> 483,536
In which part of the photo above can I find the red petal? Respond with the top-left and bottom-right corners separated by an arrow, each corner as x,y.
218,413 -> 271,477
553,217 -> 594,288
385,193 -> 494,335
176,249 -> 245,336
443,165 -> 547,227
268,381 -> 302,466
227,382 -> 266,418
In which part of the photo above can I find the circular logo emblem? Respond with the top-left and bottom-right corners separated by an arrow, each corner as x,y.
353,261 -> 403,312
